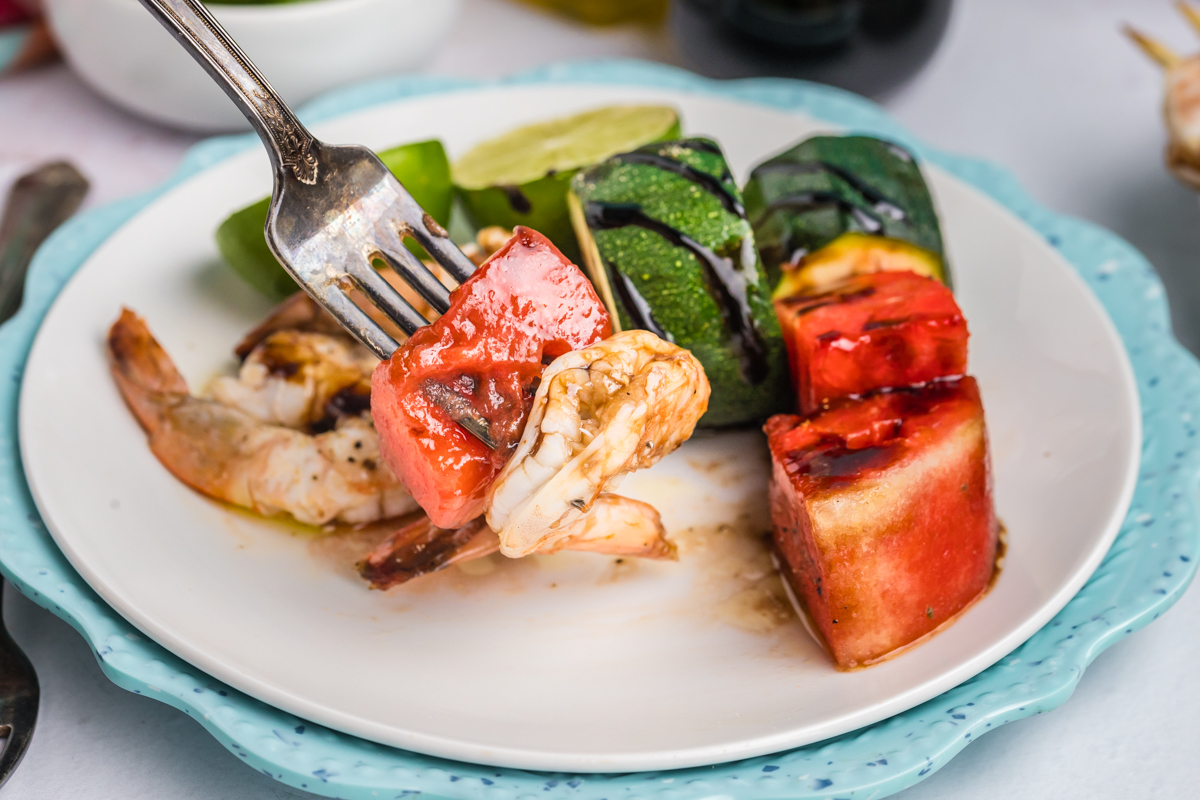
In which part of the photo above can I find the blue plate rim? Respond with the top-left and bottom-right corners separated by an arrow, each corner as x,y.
1,59 -> 1197,799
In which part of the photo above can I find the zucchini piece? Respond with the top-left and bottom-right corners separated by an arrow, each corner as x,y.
570,138 -> 791,427
743,135 -> 948,290
771,232 -> 944,300
215,139 -> 453,300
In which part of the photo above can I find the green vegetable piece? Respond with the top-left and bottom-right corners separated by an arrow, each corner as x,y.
215,139 -> 453,300
453,106 -> 681,262
743,135 -> 948,289
570,138 -> 791,428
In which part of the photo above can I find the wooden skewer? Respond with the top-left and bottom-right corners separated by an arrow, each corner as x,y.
1124,25 -> 1181,68
1178,1 -> 1200,38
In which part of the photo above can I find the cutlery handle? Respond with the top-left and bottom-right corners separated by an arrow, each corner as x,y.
136,0 -> 320,185
0,162 -> 89,325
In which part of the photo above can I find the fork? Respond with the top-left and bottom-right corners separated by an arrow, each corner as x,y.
0,161 -> 89,787
0,579 -> 39,789
137,0 -> 477,361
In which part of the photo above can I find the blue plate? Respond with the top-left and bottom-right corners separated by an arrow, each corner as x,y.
2,60 -> 1197,799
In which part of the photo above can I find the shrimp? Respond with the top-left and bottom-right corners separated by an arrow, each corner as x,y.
537,494 -> 675,558
486,329 -> 710,558
358,494 -> 673,588
1127,3 -> 1200,189
234,291 -> 349,359
108,309 -> 417,526
212,329 -> 377,431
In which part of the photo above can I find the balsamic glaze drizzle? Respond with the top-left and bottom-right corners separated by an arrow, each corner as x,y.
674,138 -> 724,155
585,201 -> 768,384
754,191 -> 886,234
753,160 -> 907,222
606,259 -> 674,343
613,151 -> 745,218
498,184 -> 532,214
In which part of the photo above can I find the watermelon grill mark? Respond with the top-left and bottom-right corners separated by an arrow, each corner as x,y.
781,286 -> 879,318
419,378 -> 499,450
583,200 -> 769,385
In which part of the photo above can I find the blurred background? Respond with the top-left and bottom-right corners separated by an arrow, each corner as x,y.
2,1 -> 1198,798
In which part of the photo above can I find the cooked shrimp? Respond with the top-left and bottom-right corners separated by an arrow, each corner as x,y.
486,329 -> 709,558
359,494 -> 673,588
1127,3 -> 1200,189
212,329 -> 377,430
539,494 -> 675,558
234,292 -> 349,359
109,309 -> 417,526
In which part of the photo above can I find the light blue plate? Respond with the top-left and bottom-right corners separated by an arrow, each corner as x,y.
2,60 -> 1197,799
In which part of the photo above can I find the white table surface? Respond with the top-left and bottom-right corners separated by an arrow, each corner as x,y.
3,0 -> 1199,797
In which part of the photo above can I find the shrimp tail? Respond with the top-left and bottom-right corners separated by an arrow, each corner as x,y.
551,494 -> 678,561
358,516 -> 498,589
107,308 -> 188,433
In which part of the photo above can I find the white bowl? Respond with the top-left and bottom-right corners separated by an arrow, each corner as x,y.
43,0 -> 461,132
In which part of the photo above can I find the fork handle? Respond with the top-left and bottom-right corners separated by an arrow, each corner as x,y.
137,0 -> 320,185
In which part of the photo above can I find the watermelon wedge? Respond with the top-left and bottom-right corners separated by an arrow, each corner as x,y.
371,227 -> 611,529
765,377 -> 998,669
775,270 -> 968,415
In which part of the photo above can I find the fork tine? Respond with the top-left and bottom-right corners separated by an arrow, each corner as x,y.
345,260 -> 430,338
316,288 -> 403,359
375,169 -> 475,285
405,215 -> 476,285
375,246 -> 452,315
422,238 -> 477,285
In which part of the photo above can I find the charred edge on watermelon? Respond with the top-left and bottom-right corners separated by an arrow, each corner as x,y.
569,138 -> 791,427
743,135 -> 949,290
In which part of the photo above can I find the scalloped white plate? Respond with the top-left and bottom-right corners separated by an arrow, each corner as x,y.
17,83 -> 1139,772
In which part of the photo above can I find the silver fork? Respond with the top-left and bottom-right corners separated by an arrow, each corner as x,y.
0,579 -> 38,788
137,0 -> 476,361
0,161 -> 89,787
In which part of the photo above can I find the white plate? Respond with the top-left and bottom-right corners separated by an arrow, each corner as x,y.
18,85 -> 1140,773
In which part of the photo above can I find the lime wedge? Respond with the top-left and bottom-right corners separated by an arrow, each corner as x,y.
452,105 -> 680,260
215,139 -> 453,300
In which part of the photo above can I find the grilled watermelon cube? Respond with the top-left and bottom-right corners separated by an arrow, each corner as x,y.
775,270 -> 968,414
765,377 -> 997,669
372,227 -> 611,530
